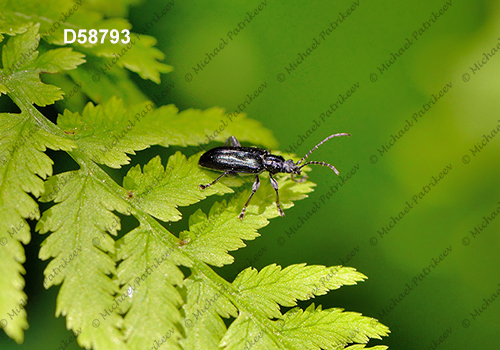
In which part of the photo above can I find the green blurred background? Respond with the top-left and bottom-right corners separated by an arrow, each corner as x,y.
2,0 -> 499,349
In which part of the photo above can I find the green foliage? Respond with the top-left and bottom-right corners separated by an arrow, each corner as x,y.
0,2 -> 389,349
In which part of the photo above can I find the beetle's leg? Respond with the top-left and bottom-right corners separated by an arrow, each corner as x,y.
291,173 -> 308,183
269,174 -> 285,217
199,170 -> 232,190
225,136 -> 241,147
238,175 -> 260,220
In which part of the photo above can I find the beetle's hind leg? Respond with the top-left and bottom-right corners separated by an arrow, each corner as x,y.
238,175 -> 260,219
269,174 -> 285,217
225,136 -> 241,147
199,170 -> 232,189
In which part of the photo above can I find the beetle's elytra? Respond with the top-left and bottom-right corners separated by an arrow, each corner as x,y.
198,134 -> 350,219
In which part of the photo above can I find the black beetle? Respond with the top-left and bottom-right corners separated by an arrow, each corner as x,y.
198,133 -> 350,219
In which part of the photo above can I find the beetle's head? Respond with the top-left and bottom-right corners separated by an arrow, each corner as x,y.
282,159 -> 300,174
284,159 -> 309,182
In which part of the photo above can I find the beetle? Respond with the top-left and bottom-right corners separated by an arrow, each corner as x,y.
198,133 -> 350,219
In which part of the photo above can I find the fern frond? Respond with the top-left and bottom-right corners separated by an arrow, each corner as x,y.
233,264 -> 366,318
0,23 -> 85,106
180,274 -> 238,350
0,1 -> 170,83
181,175 -> 315,267
116,225 -> 184,350
0,0 -> 170,107
0,24 -> 77,342
221,304 -> 389,350
276,304 -> 389,349
123,153 -> 233,222
36,168 -> 131,349
0,4 -> 391,349
58,97 -> 277,169
344,345 -> 388,350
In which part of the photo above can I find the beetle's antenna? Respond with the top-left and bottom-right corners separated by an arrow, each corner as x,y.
296,133 -> 350,166
299,161 -> 340,175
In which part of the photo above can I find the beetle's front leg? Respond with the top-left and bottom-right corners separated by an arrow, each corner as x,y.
199,170 -> 232,189
269,174 -> 285,217
239,175 -> 260,219
291,173 -> 308,183
225,136 -> 241,147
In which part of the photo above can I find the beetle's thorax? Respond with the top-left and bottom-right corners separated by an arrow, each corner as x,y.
262,155 -> 301,175
262,154 -> 286,174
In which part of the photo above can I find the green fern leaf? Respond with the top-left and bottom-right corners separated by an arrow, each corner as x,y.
276,304 -> 389,349
221,304 -> 389,350
123,153 -> 233,222
180,274 -> 238,350
0,110 -> 75,343
36,168 -> 132,349
182,176 -> 315,267
1,24 -> 39,70
0,11 -> 32,41
57,98 -> 158,168
0,0 -> 171,108
181,198 -> 267,267
233,264 -> 366,318
0,4 -> 391,349
0,0 -> 170,83
0,23 -> 85,106
85,27 -> 171,83
344,345 -> 388,350
65,58 -> 148,106
58,97 -> 278,168
115,225 -> 184,350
